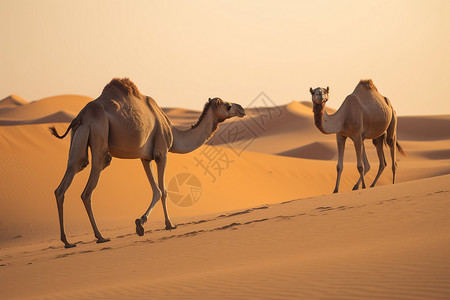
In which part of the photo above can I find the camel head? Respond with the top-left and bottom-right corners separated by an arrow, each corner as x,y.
209,97 -> 246,121
310,87 -> 329,105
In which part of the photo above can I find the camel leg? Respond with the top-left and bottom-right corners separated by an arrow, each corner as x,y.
135,159 -> 162,236
370,135 -> 387,187
353,141 -> 370,189
334,134 -> 347,193
352,135 -> 366,190
388,136 -> 398,184
386,114 -> 398,184
155,153 -> 177,230
81,161 -> 110,243
55,168 -> 77,248
80,121 -> 111,244
55,126 -> 90,248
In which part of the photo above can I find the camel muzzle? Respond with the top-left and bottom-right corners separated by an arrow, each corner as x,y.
233,104 -> 246,117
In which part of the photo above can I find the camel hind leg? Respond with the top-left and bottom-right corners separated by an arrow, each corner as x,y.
55,125 -> 90,248
352,134 -> 366,190
386,111 -> 399,184
353,140 -> 370,190
155,152 -> 176,230
387,137 -> 398,184
135,152 -> 176,237
81,115 -> 111,244
370,135 -> 387,187
135,159 -> 162,236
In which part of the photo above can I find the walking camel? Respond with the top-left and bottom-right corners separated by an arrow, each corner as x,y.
50,78 -> 246,248
310,79 -> 405,193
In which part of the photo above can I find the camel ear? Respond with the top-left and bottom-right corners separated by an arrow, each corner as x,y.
208,97 -> 212,102
310,87 -> 314,95
326,87 -> 329,93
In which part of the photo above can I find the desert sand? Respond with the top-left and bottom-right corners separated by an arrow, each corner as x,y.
0,93 -> 449,299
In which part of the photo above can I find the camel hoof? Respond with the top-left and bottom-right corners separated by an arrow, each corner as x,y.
64,243 -> 77,249
165,224 -> 177,230
96,238 -> 110,244
135,219 -> 145,236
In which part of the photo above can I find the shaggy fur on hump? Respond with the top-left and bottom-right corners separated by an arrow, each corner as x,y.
359,79 -> 378,91
103,78 -> 142,98
191,98 -> 217,129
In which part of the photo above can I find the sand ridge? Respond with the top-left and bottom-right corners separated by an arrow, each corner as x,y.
0,95 -> 91,125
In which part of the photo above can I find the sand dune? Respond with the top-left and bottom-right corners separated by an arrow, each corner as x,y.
0,95 -> 91,121
0,94 -> 449,299
0,94 -> 28,108
0,95 -> 29,118
209,101 -> 324,145
397,115 -> 450,141
0,110 -> 75,126
278,141 -> 337,160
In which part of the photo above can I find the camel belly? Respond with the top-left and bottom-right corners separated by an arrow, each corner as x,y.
108,144 -> 151,159
107,124 -> 154,158
106,109 -> 155,159
363,124 -> 390,139
362,111 -> 392,139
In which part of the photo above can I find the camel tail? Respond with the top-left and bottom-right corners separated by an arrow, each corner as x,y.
396,141 -> 406,157
381,135 -> 406,156
48,118 -> 80,139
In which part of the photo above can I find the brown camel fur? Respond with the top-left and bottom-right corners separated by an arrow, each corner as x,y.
50,78 -> 245,248
310,79 -> 405,193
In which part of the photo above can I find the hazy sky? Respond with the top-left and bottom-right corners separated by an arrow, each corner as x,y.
1,0 -> 449,115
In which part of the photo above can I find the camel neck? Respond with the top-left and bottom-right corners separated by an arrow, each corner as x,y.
313,102 -> 338,134
169,109 -> 220,154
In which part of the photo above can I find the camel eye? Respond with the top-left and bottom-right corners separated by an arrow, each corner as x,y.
226,104 -> 232,110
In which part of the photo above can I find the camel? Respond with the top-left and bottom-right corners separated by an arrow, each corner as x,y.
310,79 -> 405,193
50,78 -> 245,248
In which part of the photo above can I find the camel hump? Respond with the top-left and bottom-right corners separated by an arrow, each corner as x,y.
102,78 -> 142,98
358,79 -> 378,92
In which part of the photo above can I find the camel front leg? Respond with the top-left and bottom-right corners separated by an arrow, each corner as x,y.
334,134 -> 347,193
136,159 -> 162,236
156,153 -> 177,230
352,135 -> 366,190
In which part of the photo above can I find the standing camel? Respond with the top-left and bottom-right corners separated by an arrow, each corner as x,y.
310,79 -> 405,193
50,78 -> 245,248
